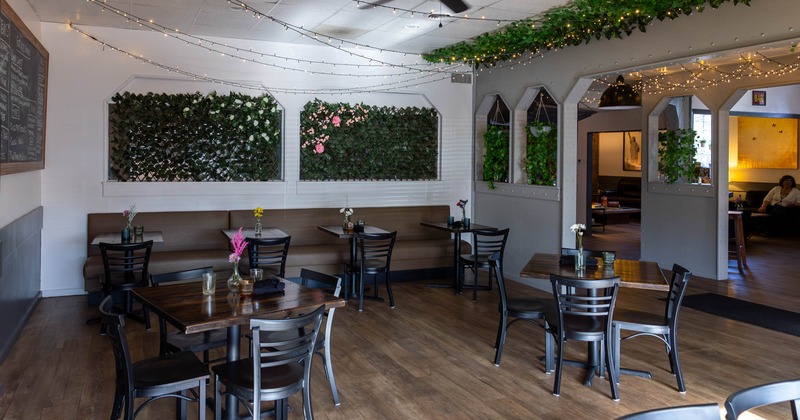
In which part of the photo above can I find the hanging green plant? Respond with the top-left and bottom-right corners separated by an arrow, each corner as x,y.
483,125 -> 509,189
658,129 -> 698,184
422,0 -> 751,66
525,121 -> 558,186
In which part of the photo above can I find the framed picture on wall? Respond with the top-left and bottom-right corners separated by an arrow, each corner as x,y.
623,131 -> 642,171
752,90 -> 766,106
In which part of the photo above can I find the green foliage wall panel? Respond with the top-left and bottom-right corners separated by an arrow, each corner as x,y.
299,99 -> 438,181
108,91 -> 282,182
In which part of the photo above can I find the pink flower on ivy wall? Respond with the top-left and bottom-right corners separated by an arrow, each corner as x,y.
332,115 -> 341,127
315,143 -> 325,154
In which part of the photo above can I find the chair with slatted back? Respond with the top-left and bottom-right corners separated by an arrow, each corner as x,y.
460,228 -> 509,301
100,240 -> 153,329
725,378 -> 800,419
547,274 -> 621,400
255,269 -> 343,405
611,264 -> 692,393
150,266 -> 228,364
489,252 -> 553,369
616,403 -> 721,420
99,296 -> 209,420
352,231 -> 397,312
212,305 -> 326,420
246,235 -> 291,277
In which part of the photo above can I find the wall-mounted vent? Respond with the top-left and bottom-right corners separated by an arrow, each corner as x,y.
451,73 -> 472,84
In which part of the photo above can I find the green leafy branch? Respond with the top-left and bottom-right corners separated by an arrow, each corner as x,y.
422,0 -> 751,66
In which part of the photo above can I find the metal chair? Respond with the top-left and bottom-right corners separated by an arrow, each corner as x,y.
617,403 -> 721,420
547,274 -> 621,400
255,269 -> 343,406
352,231 -> 397,312
489,251 -> 553,368
246,235 -> 291,277
150,266 -> 227,364
460,228 -> 509,301
213,305 -> 326,420
725,378 -> 800,419
612,264 -> 692,392
99,296 -> 209,420
100,240 -> 154,329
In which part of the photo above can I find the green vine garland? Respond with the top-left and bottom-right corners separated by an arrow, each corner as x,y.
423,0 -> 751,66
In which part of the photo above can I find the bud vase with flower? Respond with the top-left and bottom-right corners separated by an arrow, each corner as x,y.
456,199 -> 468,224
570,223 -> 587,270
121,204 -> 137,241
228,227 -> 248,292
253,207 -> 264,237
340,207 -> 354,232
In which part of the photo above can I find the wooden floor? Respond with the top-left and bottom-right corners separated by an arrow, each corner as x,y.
1,224 -> 799,419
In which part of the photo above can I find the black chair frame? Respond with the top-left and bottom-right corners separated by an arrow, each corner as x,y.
460,228 -> 509,301
352,231 -> 397,312
246,235 -> 292,278
724,378 -> 800,419
100,240 -> 154,330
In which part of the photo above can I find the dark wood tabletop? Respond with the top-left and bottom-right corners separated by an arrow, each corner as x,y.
419,221 -> 497,233
520,252 -> 668,291
317,225 -> 389,238
132,278 -> 345,335
221,227 -> 289,240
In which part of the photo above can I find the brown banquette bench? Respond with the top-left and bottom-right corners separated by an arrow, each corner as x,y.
84,205 -> 466,296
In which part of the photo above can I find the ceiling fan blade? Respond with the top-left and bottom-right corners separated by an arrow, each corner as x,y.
441,0 -> 469,14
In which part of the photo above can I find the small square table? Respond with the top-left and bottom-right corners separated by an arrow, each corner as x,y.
221,227 -> 289,240
419,221 -> 497,293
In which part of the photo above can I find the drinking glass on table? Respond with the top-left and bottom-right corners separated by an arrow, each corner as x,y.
250,268 -> 264,282
202,272 -> 216,295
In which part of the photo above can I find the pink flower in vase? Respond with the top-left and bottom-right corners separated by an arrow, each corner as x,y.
229,227 -> 248,263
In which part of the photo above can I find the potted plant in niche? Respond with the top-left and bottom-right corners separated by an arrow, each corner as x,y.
483,125 -> 509,189
525,121 -> 557,186
657,129 -> 698,184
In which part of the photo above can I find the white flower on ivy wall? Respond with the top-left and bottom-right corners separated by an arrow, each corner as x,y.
253,120 -> 259,126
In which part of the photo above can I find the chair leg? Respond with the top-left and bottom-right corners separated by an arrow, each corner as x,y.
197,379 -> 206,420
605,335 -> 620,401
321,347 -> 341,405
553,335 -> 564,396
124,391 -> 135,420
358,269 -> 365,312
214,376 -> 222,420
544,323 -> 554,374
473,266 -> 482,302
668,332 -> 686,393
493,313 -> 507,366
385,272 -> 395,308
611,323 -> 621,383
110,382 -> 124,420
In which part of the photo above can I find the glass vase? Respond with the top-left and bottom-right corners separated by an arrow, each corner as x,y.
575,248 -> 585,270
228,261 -> 241,293
254,219 -> 262,236
343,216 -> 352,232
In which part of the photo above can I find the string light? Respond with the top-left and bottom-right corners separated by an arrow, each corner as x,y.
69,24 -> 454,95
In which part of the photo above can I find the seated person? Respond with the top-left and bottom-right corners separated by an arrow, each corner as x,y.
757,175 -> 800,234
757,175 -> 800,213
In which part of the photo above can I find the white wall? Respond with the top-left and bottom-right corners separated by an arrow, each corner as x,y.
38,24 -> 473,296
474,0 -> 800,280
1,0 -> 42,229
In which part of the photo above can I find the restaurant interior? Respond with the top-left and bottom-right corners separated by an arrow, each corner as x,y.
1,0 -> 800,418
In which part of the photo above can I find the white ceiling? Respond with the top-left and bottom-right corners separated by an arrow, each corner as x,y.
23,0 -> 572,54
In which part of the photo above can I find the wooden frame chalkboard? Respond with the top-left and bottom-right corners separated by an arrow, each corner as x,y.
1,0 -> 49,175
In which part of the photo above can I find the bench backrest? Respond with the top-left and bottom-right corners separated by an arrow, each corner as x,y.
87,211 -> 230,256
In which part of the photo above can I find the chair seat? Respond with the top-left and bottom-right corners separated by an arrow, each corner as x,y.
165,328 -> 228,354
505,298 -> 551,317
613,308 -> 669,333
132,351 -> 209,397
352,258 -> 389,272
212,358 -> 305,399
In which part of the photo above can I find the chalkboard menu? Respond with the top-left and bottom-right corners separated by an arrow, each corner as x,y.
0,1 -> 48,175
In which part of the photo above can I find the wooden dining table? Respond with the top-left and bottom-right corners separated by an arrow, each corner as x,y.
132,277 -> 345,420
520,252 -> 669,386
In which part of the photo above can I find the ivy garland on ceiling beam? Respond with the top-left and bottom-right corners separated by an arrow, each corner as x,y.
422,0 -> 751,67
